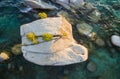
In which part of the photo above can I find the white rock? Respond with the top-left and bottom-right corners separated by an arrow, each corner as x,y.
20,17 -> 88,66
24,0 -> 57,10
111,35 -> 120,47
52,0 -> 85,9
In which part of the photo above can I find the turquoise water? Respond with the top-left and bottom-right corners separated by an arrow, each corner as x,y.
0,0 -> 120,79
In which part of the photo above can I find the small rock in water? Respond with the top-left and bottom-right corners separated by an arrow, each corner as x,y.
19,66 -> 23,71
111,35 -> 120,47
17,3 -> 32,13
88,10 -> 101,23
52,0 -> 85,9
24,0 -> 57,10
95,38 -> 105,46
87,61 -> 97,72
12,44 -> 22,55
85,3 -> 95,10
76,23 -> 93,36
57,10 -> 76,24
0,51 -> 10,62
8,63 -> 12,70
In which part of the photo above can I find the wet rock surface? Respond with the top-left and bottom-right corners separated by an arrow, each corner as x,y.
52,0 -> 85,9
95,38 -> 105,46
24,0 -> 57,9
12,44 -> 22,55
76,23 -> 93,36
87,61 -> 97,72
111,35 -> 120,47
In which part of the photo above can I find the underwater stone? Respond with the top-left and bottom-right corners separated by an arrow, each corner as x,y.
85,3 -> 95,10
20,17 -> 88,66
52,0 -> 85,9
12,44 -> 22,55
111,35 -> 120,47
76,23 -> 93,36
24,0 -> 57,10
57,10 -> 76,24
95,38 -> 105,46
88,10 -> 101,23
19,66 -> 23,71
87,61 -> 97,72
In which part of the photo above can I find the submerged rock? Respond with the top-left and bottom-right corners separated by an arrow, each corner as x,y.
24,0 -> 57,10
76,23 -> 93,36
17,3 -> 32,13
87,61 -> 97,72
0,51 -> 10,62
19,66 -> 23,71
111,35 -> 120,47
88,10 -> 101,23
85,3 -> 95,10
12,44 -> 22,55
95,38 -> 105,46
20,17 -> 88,66
57,10 -> 77,24
52,0 -> 85,9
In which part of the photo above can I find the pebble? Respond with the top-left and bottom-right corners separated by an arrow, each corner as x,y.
12,44 -> 22,55
89,10 -> 101,23
76,23 -> 93,36
111,35 -> 120,47
95,38 -> 105,46
19,66 -> 23,71
87,61 -> 97,72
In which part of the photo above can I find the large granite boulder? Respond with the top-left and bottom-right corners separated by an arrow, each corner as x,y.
20,17 -> 88,66
24,0 -> 56,10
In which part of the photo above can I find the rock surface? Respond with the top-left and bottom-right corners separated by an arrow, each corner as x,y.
20,17 -> 88,66
76,23 -> 93,36
111,35 -> 120,47
87,61 -> 97,72
57,10 -> 77,24
88,10 -> 101,23
95,38 -> 105,46
12,44 -> 22,55
52,0 -> 85,9
24,0 -> 57,10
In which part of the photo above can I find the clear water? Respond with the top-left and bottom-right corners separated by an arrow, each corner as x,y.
0,0 -> 120,79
